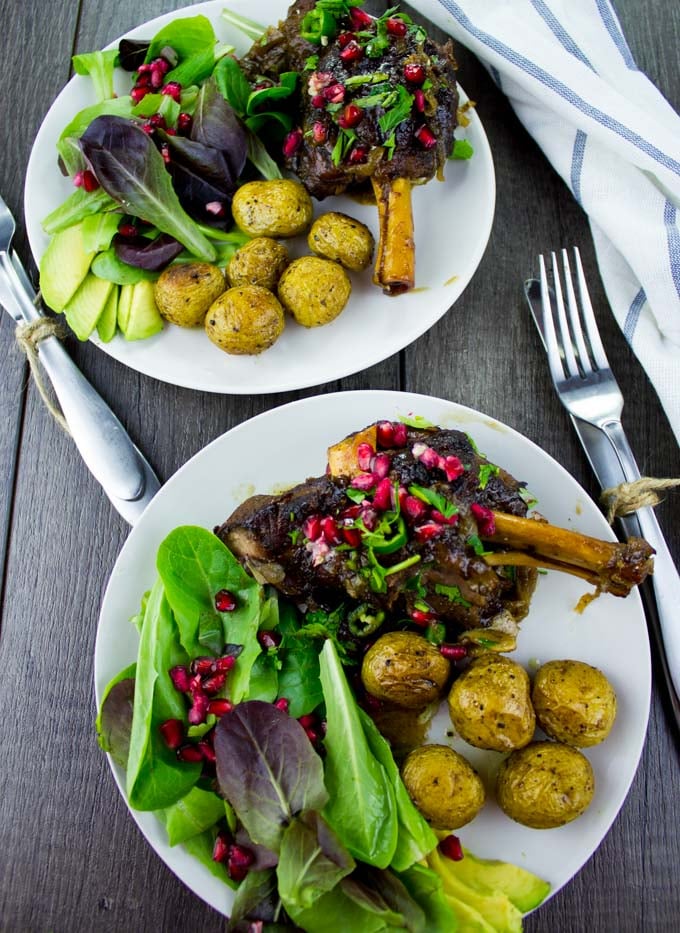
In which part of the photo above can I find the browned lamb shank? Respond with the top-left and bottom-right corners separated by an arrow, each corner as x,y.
240,0 -> 459,294
216,421 -> 654,642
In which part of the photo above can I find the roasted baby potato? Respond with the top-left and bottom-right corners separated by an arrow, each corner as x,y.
277,256 -> 351,327
532,659 -> 617,747
361,631 -> 451,709
307,211 -> 375,272
496,740 -> 595,829
401,744 -> 485,830
205,286 -> 284,355
153,262 -> 225,327
226,237 -> 290,290
447,654 -> 535,752
231,179 -> 313,238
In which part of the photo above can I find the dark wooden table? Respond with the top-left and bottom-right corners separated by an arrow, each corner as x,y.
1,1 -> 679,930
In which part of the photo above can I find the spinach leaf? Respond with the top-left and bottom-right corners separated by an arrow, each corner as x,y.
342,866 -> 426,930
277,602 -> 323,717
214,700 -> 328,852
397,864 -> 456,930
247,650 -> 279,703
81,211 -> 121,252
177,825 -> 236,887
162,785 -> 226,846
214,56 -> 251,115
319,641 -> 398,868
357,709 -> 437,872
126,578 -> 202,810
277,812 -> 354,912
284,879 -> 398,933
42,187 -> 117,235
91,247 -> 157,285
156,526 -> 264,699
146,15 -> 216,64
79,116 -> 216,261
246,132 -> 283,180
96,664 -> 136,766
72,49 -> 119,103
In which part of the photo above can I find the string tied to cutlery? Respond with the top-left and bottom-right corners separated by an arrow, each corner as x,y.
15,317 -> 71,435
601,478 -> 680,524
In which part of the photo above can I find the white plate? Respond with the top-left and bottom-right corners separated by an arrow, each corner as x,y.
25,0 -> 495,394
94,389 -> 650,918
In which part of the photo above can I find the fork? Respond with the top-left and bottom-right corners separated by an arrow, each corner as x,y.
0,193 -> 159,525
526,247 -> 680,728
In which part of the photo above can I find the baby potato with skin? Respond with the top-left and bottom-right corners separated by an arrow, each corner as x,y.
447,653 -> 535,752
227,237 -> 290,290
153,262 -> 225,327
496,740 -> 595,829
278,256 -> 351,327
205,285 -> 284,355
231,179 -> 313,238
308,211 -> 375,271
401,744 -> 485,830
361,631 -> 451,709
532,659 -> 617,747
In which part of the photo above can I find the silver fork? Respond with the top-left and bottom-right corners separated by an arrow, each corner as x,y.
0,193 -> 159,525
525,247 -> 680,729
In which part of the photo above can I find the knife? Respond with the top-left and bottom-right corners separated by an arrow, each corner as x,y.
525,278 -> 680,730
0,243 -> 160,526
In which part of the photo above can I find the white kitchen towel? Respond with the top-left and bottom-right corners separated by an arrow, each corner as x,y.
419,0 -> 680,445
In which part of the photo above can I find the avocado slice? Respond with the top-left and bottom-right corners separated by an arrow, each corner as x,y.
454,850 -> 551,915
121,280 -> 163,341
63,272 -> 113,341
441,872 -> 523,933
116,283 -> 134,333
443,891 -> 497,932
96,284 -> 119,343
39,221 -> 96,312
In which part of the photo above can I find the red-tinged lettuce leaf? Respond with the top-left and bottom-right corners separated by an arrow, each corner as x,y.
118,38 -> 149,71
79,115 -> 216,261
342,865 -> 427,930
214,701 -> 328,852
226,868 -> 282,933
277,812 -> 355,912
96,665 -> 136,767
162,134 -> 236,227
191,78 -> 248,180
113,232 -> 184,271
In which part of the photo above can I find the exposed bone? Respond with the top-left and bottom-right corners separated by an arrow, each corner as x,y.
372,177 -> 415,296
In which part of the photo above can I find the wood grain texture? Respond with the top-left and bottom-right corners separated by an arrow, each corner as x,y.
0,1 -> 678,931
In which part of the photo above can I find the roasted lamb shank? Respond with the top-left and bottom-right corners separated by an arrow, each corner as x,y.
241,0 -> 459,294
216,421 -> 654,642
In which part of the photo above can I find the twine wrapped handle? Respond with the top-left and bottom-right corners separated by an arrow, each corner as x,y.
601,478 -> 680,523
15,318 -> 71,435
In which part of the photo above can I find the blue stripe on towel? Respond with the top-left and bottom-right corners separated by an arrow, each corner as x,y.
623,288 -> 646,342
489,65 -> 503,90
437,0 -> 680,177
531,0 -> 594,71
595,0 -> 638,71
571,130 -> 587,203
664,200 -> 680,300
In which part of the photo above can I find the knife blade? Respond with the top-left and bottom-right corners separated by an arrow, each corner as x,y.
525,278 -> 680,729
0,248 -> 160,525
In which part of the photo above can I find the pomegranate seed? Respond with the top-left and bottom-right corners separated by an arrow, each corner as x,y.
386,17 -> 408,37
410,608 -> 437,625
308,71 -> 333,94
397,485 -> 409,511
165,128 -> 177,136
341,504 -> 362,521
311,93 -> 325,108
177,112 -> 193,134
137,63 -> 152,75
177,744 -> 204,763
312,121 -> 327,144
393,423 -> 408,446
159,719 -> 184,749
161,81 -> 182,102
351,473 -> 376,491
303,514 -> 323,541
348,145 -> 368,164
146,112 -> 165,128
215,589 -> 236,612
337,103 -> 363,129
191,657 -> 214,676
150,67 -> 165,90
151,56 -> 171,75
274,697 -> 290,713
442,455 -> 465,481
323,83 -> 346,104
470,503 -> 496,536
118,222 -> 138,238
257,630 -> 282,650
403,496 -> 428,523
414,88 -> 426,113
188,690 -> 209,725
357,442 -> 375,471
197,739 -> 216,763
227,844 -> 255,882
169,665 -> 191,692
130,85 -> 149,104
431,509 -> 459,526
404,63 -> 426,84
212,655 -> 236,673
414,521 -> 444,543
439,834 -> 464,861
207,698 -> 234,717
415,125 -> 437,149
440,644 -> 468,660
342,526 -> 362,548
372,453 -> 391,478
359,506 -> 378,530
160,144 -> 171,164
202,672 -> 227,695
376,421 -> 395,448
73,171 -> 84,188
337,31 -> 356,49
372,478 -> 393,512
321,516 -> 342,545
282,128 -> 303,157
81,170 -> 99,192
339,40 -> 363,63
298,713 -> 317,728
412,443 -> 440,469
349,7 -> 373,29
141,122 -> 155,135
305,726 -> 321,744
212,832 -> 231,863
135,72 -> 152,88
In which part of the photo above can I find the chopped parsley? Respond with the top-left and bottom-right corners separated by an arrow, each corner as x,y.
345,72 -> 390,88
450,138 -> 474,160
303,54 -> 320,71
520,487 -> 539,509
345,487 -> 367,504
331,127 -> 357,166
378,84 -> 414,137
383,131 -> 397,159
466,533 -> 490,557
408,484 -> 458,519
434,583 -> 472,607
287,528 -> 302,545
398,413 -> 436,429
405,573 -> 428,598
478,463 -> 500,490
